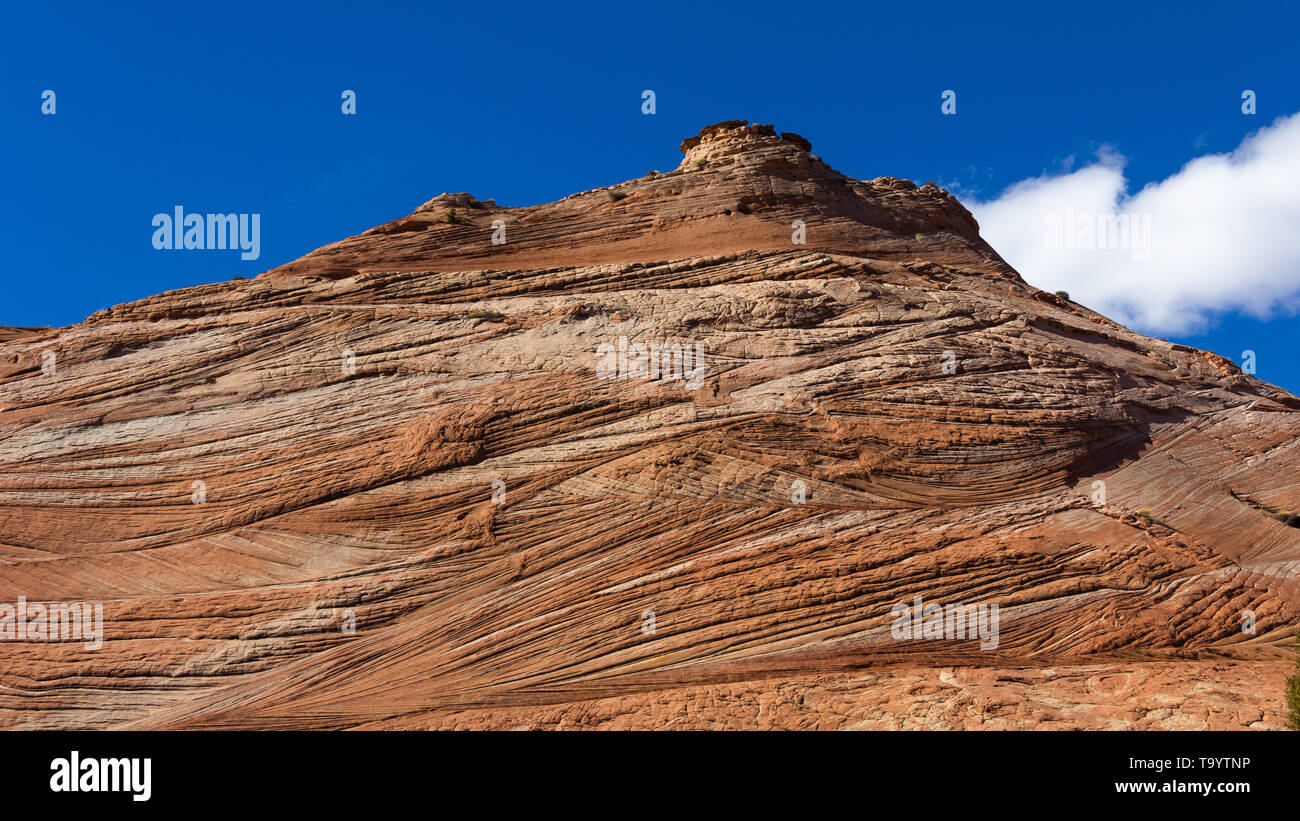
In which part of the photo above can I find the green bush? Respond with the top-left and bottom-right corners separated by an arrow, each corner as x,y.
447,208 -> 461,224
1054,290 -> 1070,300
1287,633 -> 1300,730
608,190 -> 627,202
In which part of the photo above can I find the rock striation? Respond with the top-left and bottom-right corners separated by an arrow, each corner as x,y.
1,122 -> 1297,729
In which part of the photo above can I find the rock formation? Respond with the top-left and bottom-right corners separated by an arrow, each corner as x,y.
1,121 -> 1297,729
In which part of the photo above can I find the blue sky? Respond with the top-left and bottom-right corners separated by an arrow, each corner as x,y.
3,1 -> 1298,391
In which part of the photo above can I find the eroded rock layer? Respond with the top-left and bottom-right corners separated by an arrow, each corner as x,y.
1,122 -> 1297,729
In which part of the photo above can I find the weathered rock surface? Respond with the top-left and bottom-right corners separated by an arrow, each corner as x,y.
1,121 -> 1297,729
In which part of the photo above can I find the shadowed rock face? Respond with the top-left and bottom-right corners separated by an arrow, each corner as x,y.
1,121 -> 1297,730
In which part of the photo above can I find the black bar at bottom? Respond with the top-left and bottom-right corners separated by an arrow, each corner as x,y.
4,730 -> 1289,810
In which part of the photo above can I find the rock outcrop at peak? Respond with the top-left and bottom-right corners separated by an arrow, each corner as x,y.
413,192 -> 497,213
263,121 -> 997,281
1,122 -> 1298,730
677,119 -> 811,161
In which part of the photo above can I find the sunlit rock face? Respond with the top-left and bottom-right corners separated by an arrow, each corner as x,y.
1,122 -> 1297,730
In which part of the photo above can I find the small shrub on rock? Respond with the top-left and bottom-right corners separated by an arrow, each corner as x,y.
1287,633 -> 1300,730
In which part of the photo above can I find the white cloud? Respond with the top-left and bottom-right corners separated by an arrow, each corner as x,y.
966,112 -> 1300,334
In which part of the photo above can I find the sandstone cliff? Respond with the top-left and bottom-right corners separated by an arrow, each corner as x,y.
2,121 -> 1297,729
